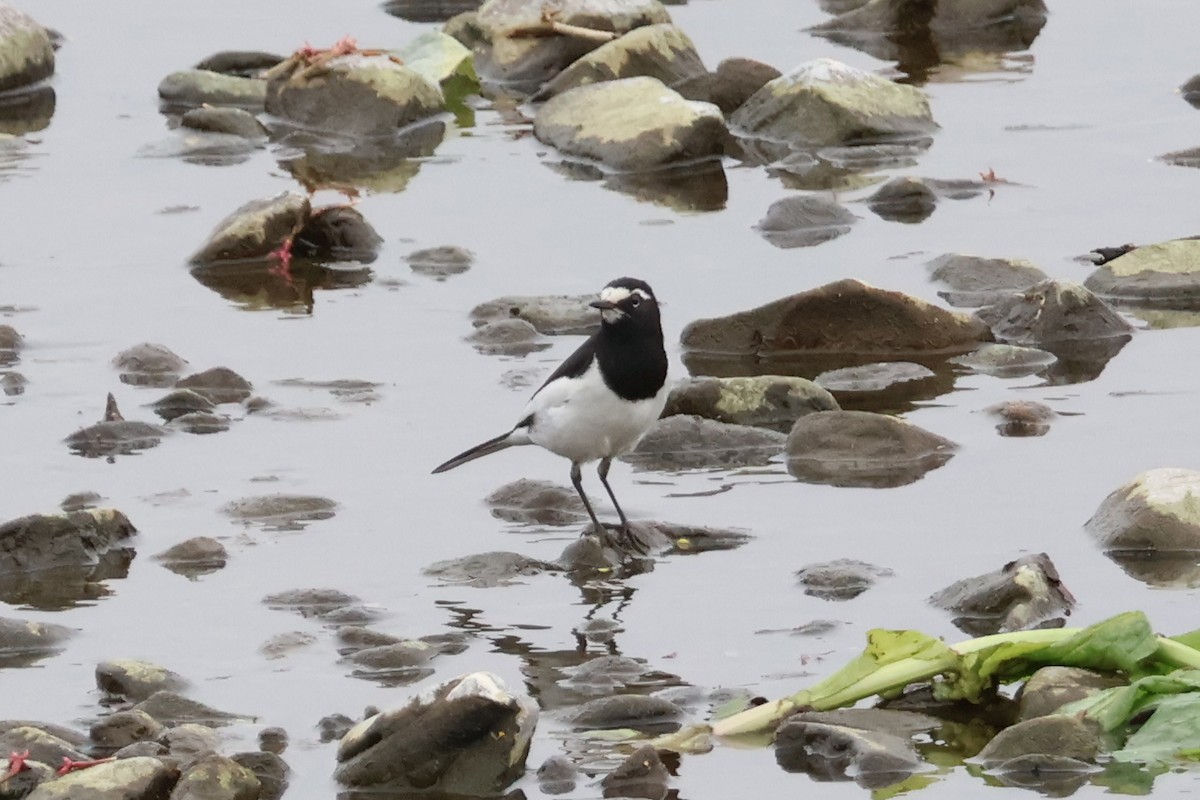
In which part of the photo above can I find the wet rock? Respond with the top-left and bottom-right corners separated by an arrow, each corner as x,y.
974,715 -> 1101,766
113,343 -> 188,387
663,375 -> 837,429
151,389 -> 216,422
133,692 -> 244,727
1158,146 -> 1200,169
562,695 -> 681,733
96,659 -> 189,702
601,743 -> 670,799
262,588 -> 375,623
0,751 -> 52,795
169,411 -> 230,435
537,754 -> 577,794
171,752 -> 260,800
486,478 -> 586,526
231,751 -> 289,800
344,636 -> 469,686
152,537 -> 228,578
293,205 -> 382,263
0,507 -> 135,575
0,323 -> 22,351
786,410 -> 957,488
0,617 -> 73,665
0,726 -> 87,769
707,57 -> 780,115
681,278 -> 991,359
731,58 -> 935,149
405,244 -> 474,279
949,343 -> 1056,379
160,722 -> 221,763
66,394 -> 167,457
0,4 -> 54,93
471,292 -> 598,335
983,399 -> 1056,437
158,69 -> 268,108
535,77 -> 724,171
625,414 -> 786,471
1182,74 -> 1200,108
928,253 -> 1048,307
929,553 -> 1075,635
334,671 -> 536,793
976,279 -> 1133,346
815,362 -> 935,393
61,491 -> 103,512
754,195 -> 857,248
473,0 -> 670,85
388,0 -> 482,23
22,756 -> 177,799
867,176 -> 937,223
113,741 -> 168,759
176,367 -> 252,404
423,553 -> 556,588
1085,467 -> 1200,557
222,494 -> 337,531
194,50 -> 285,77
466,318 -> 551,356
89,710 -> 165,750
180,106 -> 268,138
775,718 -> 921,788
536,23 -> 706,100
796,558 -> 893,601
259,631 -> 318,660
1084,238 -> 1200,307
265,49 -> 443,136
561,655 -> 673,695
318,713 -> 356,743
1016,667 -> 1126,722
188,192 -> 309,267
1,370 -> 25,395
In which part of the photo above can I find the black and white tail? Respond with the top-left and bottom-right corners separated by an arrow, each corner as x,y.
432,427 -> 531,474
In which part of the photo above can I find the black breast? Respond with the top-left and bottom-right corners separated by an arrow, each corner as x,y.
595,319 -> 667,401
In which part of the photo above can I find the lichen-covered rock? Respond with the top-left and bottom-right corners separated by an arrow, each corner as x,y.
536,23 -> 705,99
1086,468 -> 1200,552
927,253 -> 1049,308
929,553 -> 1075,635
0,726 -> 87,770
266,53 -> 444,136
534,77 -> 724,171
23,756 -> 178,800
663,375 -> 837,427
96,659 -> 189,702
731,58 -> 935,148
335,672 -> 536,793
171,752 -> 261,800
625,414 -> 786,471
786,410 -> 956,488
1084,238 -> 1200,307
681,279 -> 991,357
0,4 -> 54,93
188,192 -> 309,267
158,69 -> 268,108
89,709 -> 164,749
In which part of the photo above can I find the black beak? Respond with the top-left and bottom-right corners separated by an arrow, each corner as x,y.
590,300 -> 617,310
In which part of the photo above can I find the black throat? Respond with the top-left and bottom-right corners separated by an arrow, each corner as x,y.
594,315 -> 667,402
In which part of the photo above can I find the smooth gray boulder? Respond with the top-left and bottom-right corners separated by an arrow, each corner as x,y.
406,244 -> 474,279
786,410 -> 956,488
867,176 -> 938,223
334,671 -> 536,793
89,710 -> 164,749
485,478 -> 586,526
536,23 -> 706,99
467,318 -> 550,356
681,278 -> 991,358
929,553 -> 1075,635
189,192 -> 309,267
180,106 -> 268,138
473,0 -> 671,85
112,343 -> 188,387
266,52 -> 444,136
1084,239 -> 1200,307
152,389 -> 216,422
625,414 -> 786,470
754,195 -> 858,248
0,616 -> 73,663
176,367 -> 252,404
663,375 -> 837,428
1086,468 -> 1200,552
927,253 -> 1048,307
0,508 -> 135,575
974,715 -> 1101,766
534,77 -> 725,171
561,694 -> 681,731
731,58 -> 935,148
0,4 -> 54,93
158,69 -> 267,108
1016,667 -> 1126,722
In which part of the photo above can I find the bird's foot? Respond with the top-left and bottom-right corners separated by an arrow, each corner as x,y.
268,237 -> 295,281
57,756 -> 116,776
2,750 -> 30,781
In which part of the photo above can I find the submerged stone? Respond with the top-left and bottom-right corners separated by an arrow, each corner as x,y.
222,494 -> 337,530
470,292 -> 599,335
974,715 -> 1100,766
466,318 -> 551,357
561,694 -> 681,732
180,106 -> 268,138
786,410 -> 956,488
982,399 -> 1057,437
1016,667 -> 1126,722
537,754 -> 577,794
775,718 -> 921,788
66,394 -> 166,457
663,375 -> 838,428
927,253 -> 1048,308
112,343 -> 188,385
950,343 -> 1056,379
600,743 -> 670,798
0,616 -> 73,662
625,414 -> 786,471
796,558 -> 893,601
176,366 -> 252,404
132,691 -> 244,726
485,478 -> 586,526
815,362 -> 935,393
423,551 -> 556,587
405,244 -> 474,279
153,536 -> 228,577
754,195 -> 858,248
151,388 -> 216,421
867,176 -> 937,223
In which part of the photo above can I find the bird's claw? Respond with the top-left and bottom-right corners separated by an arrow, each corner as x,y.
2,750 -> 30,781
57,756 -> 116,776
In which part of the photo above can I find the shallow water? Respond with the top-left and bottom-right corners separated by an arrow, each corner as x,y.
3,0 -> 1200,796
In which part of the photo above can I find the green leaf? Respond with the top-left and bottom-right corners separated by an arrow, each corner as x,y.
1112,692 -> 1200,762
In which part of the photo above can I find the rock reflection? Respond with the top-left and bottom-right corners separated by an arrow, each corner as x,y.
546,158 -> 728,212
1104,550 -> 1200,589
277,119 -> 446,194
190,257 -> 372,314
0,550 -> 134,611
0,85 -> 55,136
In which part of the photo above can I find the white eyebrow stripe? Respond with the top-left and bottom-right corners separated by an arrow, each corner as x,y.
600,286 -> 632,304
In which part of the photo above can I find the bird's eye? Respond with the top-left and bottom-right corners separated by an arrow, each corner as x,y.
630,296 -> 641,307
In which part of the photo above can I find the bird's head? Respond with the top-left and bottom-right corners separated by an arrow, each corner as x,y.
590,277 -> 660,328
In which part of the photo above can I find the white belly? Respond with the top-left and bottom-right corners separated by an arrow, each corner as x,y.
522,360 -> 668,464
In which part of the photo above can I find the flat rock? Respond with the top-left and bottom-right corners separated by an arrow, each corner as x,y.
96,659 -> 189,702
755,195 -> 858,248
663,375 -> 838,428
266,53 -> 444,136
188,192 -> 309,267
470,293 -> 598,335
561,694 -> 681,732
534,77 -> 725,171
0,5 -> 54,93
815,362 -> 935,393
406,244 -> 474,279
786,410 -> 956,488
796,558 -> 893,601
680,278 -> 991,358
485,478 -> 586,526
950,343 -> 1056,379
262,588 -> 376,623
536,23 -> 706,100
1017,667 -> 1126,722
180,106 -> 268,138
625,414 -> 786,471
1084,239 -> 1200,307
423,551 -> 556,587
335,671 -> 536,793
775,718 -> 921,788
974,715 -> 1101,766
23,756 -> 177,800
929,553 -> 1074,635
222,494 -> 336,530
927,253 -> 1049,307
158,69 -> 267,108
731,58 -> 935,148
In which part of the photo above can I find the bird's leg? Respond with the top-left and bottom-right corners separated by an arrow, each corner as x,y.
2,750 -> 29,781
598,458 -> 646,554
570,462 -> 604,535
57,756 -> 116,775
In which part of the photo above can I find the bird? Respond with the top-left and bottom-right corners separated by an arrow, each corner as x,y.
433,277 -> 669,551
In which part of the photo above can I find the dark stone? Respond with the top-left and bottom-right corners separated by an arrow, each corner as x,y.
786,410 -> 956,488
169,411 -> 230,435
708,57 -> 781,115
0,508 -> 135,575
983,399 -> 1056,437
96,659 -> 188,701
60,491 -> 103,512
536,754 -> 577,794
188,192 -> 309,267
974,715 -> 1101,766
976,279 -> 1132,345
466,318 -> 551,357
176,366 -> 253,404
152,536 -> 228,577
180,106 -> 268,138
929,553 -> 1075,635
151,389 -> 216,421
775,718 -> 921,788
867,176 -> 937,223
405,245 -> 474,279
112,343 -> 187,385
561,695 -> 681,733
232,750 -> 290,800
664,375 -> 838,429
928,253 -> 1049,308
0,617 -> 73,667
796,558 -> 893,601
755,196 -> 857,248
424,551 -> 556,588
158,69 -> 267,108
194,50 -> 286,77
293,205 -> 382,263
1016,667 -> 1126,721
600,743 -> 670,799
